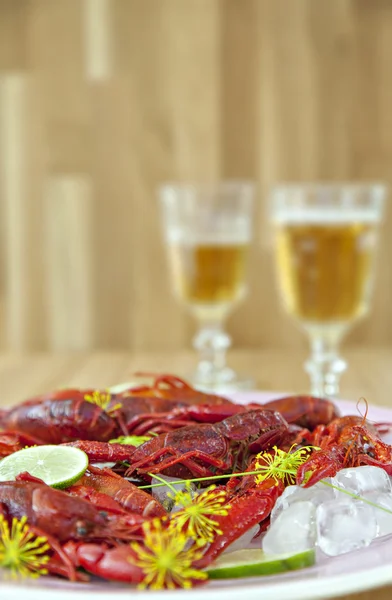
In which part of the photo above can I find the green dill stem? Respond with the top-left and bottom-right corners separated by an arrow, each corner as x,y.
139,468 -> 296,490
141,470 -> 392,518
320,480 -> 392,515
149,473 -> 180,495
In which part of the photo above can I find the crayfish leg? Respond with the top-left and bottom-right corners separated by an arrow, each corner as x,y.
64,542 -> 144,584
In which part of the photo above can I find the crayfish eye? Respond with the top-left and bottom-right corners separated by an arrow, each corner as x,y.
75,520 -> 88,537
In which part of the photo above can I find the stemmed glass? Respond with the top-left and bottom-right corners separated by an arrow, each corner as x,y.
159,182 -> 255,391
270,183 -> 386,398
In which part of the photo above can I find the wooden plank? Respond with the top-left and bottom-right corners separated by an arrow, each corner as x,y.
220,0 -> 265,348
347,0 -> 392,346
43,175 -> 94,350
160,0 -> 222,180
89,79 -> 136,348
0,74 -> 45,350
0,0 -> 29,70
221,0 -> 260,179
0,74 -> 28,349
28,0 -> 92,173
82,0 -> 113,82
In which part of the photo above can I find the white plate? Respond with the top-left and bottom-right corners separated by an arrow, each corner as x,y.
2,391 -> 392,600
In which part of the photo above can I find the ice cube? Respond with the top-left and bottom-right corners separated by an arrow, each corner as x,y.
334,466 -> 392,498
262,501 -> 317,555
366,492 -> 392,537
152,475 -> 197,511
222,524 -> 260,555
316,499 -> 377,556
270,480 -> 336,523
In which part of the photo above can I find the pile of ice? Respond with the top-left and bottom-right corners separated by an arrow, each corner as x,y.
262,465 -> 392,557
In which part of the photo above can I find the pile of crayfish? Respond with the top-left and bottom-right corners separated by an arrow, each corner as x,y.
0,373 -> 391,589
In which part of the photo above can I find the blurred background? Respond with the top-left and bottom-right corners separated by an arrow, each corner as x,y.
0,0 -> 391,354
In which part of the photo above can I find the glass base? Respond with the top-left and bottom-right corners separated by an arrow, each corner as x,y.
303,322 -> 349,399
188,366 -> 254,394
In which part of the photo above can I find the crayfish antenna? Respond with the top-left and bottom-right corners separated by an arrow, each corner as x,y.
133,372 -> 191,389
355,397 -> 391,434
356,397 -> 369,427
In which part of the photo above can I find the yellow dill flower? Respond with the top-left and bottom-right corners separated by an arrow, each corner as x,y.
131,519 -> 207,590
0,516 -> 50,579
168,485 -> 230,543
254,445 -> 316,486
84,390 -> 122,415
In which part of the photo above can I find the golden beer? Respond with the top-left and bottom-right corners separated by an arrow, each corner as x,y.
274,218 -> 378,323
168,242 -> 248,313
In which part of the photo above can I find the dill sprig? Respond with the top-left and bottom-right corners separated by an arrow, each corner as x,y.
84,390 -> 122,415
169,484 -> 230,544
0,516 -> 50,579
130,519 -> 207,590
254,445 -> 316,485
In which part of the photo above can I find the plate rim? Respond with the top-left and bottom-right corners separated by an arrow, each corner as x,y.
2,560 -> 392,600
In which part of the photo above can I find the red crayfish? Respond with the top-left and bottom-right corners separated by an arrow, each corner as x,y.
68,464 -> 166,518
125,409 -> 291,480
297,415 -> 392,487
122,373 -> 232,405
0,375 -> 233,444
0,471 -> 154,581
0,396 -> 119,444
0,430 -> 44,457
64,477 -> 282,584
116,390 -> 341,438
263,394 -> 340,430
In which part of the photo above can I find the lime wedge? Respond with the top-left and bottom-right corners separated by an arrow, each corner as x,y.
0,445 -> 88,489
206,548 -> 316,579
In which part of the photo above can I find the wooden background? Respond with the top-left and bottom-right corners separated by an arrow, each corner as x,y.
0,0 -> 391,353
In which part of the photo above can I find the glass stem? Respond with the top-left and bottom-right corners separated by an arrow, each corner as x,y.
304,325 -> 348,398
192,320 -> 231,384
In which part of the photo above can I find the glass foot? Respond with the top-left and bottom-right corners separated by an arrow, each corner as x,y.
303,322 -> 349,399
189,364 -> 254,394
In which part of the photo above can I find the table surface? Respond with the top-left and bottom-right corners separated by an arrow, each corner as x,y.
1,347 -> 392,600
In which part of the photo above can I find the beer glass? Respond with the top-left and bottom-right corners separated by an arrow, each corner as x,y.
270,183 -> 386,398
159,182 -> 254,391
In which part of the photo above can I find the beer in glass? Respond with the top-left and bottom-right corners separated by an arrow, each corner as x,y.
159,182 -> 254,390
271,183 -> 386,397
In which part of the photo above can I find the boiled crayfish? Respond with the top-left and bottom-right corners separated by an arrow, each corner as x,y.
2,373 -> 388,590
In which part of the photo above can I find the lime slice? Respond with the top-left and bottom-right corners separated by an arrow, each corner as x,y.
206,548 -> 316,579
0,445 -> 88,489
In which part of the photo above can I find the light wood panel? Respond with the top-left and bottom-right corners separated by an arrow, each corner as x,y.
44,175 -> 94,350
0,0 -> 392,351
